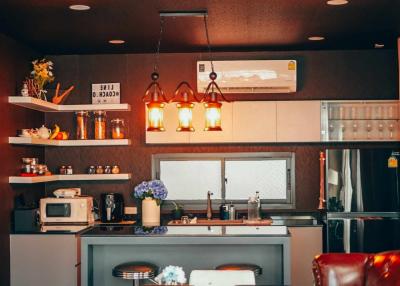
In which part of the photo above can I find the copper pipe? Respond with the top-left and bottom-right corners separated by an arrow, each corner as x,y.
318,151 -> 326,210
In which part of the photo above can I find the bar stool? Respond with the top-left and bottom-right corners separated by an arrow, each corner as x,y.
112,262 -> 158,286
216,263 -> 262,277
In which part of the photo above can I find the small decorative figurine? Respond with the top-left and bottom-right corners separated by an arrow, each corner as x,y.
21,83 -> 29,97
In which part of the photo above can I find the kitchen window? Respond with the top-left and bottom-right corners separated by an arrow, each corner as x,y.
152,152 -> 295,209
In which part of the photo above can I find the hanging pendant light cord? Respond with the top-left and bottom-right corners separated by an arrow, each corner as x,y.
154,17 -> 165,73
203,15 -> 214,73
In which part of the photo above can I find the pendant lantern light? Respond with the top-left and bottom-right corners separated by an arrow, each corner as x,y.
201,15 -> 230,131
142,17 -> 169,132
172,81 -> 200,132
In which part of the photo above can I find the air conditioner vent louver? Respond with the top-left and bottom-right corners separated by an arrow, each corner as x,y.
197,60 -> 297,94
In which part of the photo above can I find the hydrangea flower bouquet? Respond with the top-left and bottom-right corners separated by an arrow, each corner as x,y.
134,180 -> 168,226
133,180 -> 168,205
154,265 -> 187,285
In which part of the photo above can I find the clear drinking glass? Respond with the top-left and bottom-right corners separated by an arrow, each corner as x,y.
378,122 -> 385,139
366,121 -> 373,139
352,121 -> 358,140
329,122 -> 335,140
388,121 -> 396,139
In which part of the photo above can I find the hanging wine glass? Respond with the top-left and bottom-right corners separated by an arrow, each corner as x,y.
388,121 -> 395,140
339,122 -> 346,141
366,121 -> 373,139
378,121 -> 385,139
352,121 -> 358,140
329,122 -> 335,140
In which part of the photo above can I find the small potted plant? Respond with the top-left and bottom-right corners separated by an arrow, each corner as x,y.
171,201 -> 184,220
133,180 -> 168,226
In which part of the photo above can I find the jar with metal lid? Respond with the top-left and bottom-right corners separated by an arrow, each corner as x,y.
96,165 -> 104,174
75,111 -> 89,140
93,111 -> 107,140
111,165 -> 120,174
111,118 -> 126,139
104,165 -> 112,174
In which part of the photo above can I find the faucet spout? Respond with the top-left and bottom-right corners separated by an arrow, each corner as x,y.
207,191 -> 213,220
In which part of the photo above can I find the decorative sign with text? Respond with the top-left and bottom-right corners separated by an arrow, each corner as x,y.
91,83 -> 120,104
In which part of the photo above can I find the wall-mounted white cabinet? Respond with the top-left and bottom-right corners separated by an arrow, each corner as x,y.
145,100 -> 322,144
232,101 -> 277,142
189,103 -> 233,143
276,101 -> 321,142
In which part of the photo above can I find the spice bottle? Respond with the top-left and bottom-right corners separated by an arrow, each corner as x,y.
96,165 -> 104,174
111,118 -> 125,139
94,111 -> 107,140
111,165 -> 120,174
59,165 -> 67,175
88,166 -> 96,174
75,111 -> 89,140
66,166 -> 73,175
104,165 -> 112,174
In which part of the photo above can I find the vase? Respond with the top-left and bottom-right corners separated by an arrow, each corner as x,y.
142,197 -> 160,226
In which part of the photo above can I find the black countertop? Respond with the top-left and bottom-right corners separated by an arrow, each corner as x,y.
11,211 -> 324,235
80,225 -> 290,237
12,224 -> 92,235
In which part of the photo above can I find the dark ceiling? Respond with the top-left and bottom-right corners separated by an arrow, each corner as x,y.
0,0 -> 399,55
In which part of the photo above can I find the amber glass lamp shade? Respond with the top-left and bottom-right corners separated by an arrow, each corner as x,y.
147,101 -> 165,132
143,72 -> 169,132
177,102 -> 195,132
172,81 -> 199,132
204,101 -> 222,131
201,72 -> 228,132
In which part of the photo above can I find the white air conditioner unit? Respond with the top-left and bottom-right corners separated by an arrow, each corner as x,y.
197,60 -> 297,93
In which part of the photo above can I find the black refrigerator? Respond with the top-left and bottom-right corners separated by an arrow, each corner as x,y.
325,148 -> 400,253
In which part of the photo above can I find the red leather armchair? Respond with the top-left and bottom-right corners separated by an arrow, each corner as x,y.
312,251 -> 400,286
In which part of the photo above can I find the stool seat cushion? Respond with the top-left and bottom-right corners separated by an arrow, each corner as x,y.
216,263 -> 262,276
113,262 -> 158,280
190,270 -> 255,286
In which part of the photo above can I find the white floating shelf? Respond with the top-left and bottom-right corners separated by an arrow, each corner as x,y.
9,96 -> 130,112
9,137 -> 131,146
9,173 -> 131,184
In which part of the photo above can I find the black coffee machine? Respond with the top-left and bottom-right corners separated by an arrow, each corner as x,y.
100,193 -> 124,222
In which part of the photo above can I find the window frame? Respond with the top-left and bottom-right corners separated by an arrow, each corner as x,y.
152,152 -> 295,210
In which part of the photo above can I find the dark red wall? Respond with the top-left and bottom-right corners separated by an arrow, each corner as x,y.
0,34 -> 43,286
44,50 -> 398,211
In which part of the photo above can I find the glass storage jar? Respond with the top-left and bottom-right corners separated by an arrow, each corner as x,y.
111,118 -> 126,139
75,111 -> 89,140
93,111 -> 107,140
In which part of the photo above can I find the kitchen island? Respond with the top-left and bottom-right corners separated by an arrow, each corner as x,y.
80,225 -> 290,286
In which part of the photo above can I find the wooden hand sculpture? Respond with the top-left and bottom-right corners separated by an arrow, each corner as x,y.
52,83 -> 74,104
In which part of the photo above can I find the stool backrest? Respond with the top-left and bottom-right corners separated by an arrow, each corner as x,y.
312,253 -> 371,286
189,270 -> 255,286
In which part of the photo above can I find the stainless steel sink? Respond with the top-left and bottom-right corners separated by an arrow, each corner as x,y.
269,215 -> 319,226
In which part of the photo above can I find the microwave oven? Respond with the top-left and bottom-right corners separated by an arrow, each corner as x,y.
40,196 -> 94,223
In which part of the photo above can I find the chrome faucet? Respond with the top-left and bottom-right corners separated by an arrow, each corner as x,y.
207,191 -> 213,220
